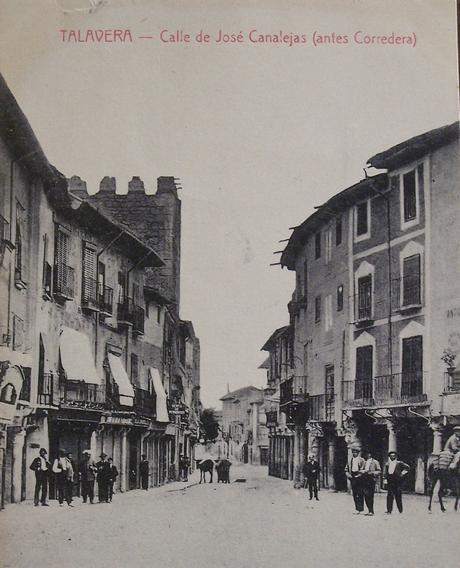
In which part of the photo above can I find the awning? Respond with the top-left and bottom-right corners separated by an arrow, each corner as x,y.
149,367 -> 169,422
108,353 -> 134,406
0,346 -> 33,368
59,328 -> 101,384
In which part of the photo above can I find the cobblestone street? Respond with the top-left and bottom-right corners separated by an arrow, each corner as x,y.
0,464 -> 458,568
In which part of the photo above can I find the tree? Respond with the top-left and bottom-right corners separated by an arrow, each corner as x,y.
200,408 -> 220,442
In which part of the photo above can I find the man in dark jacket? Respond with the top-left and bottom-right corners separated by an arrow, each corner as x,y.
96,452 -> 111,502
30,448 -> 51,507
303,454 -> 321,501
107,458 -> 119,502
384,451 -> 410,514
79,450 -> 97,504
140,454 -> 149,490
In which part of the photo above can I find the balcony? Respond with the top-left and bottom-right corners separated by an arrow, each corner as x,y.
37,372 -> 60,406
117,297 -> 135,326
81,276 -> 99,313
53,263 -> 75,301
134,388 -> 156,418
98,285 -> 113,316
133,306 -> 145,335
308,394 -> 335,422
342,372 -> 427,408
61,380 -> 106,409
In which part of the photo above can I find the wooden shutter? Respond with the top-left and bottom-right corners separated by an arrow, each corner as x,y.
402,254 -> 421,305
356,346 -> 373,381
403,170 -> 417,221
358,275 -> 372,318
82,242 -> 97,302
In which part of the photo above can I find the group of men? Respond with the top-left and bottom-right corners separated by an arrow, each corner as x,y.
30,448 -> 119,507
303,446 -> 410,515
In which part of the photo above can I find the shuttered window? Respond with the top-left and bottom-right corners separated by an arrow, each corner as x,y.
403,170 -> 416,221
356,346 -> 373,381
82,242 -> 97,304
402,335 -> 423,397
402,254 -> 421,305
54,225 -> 74,298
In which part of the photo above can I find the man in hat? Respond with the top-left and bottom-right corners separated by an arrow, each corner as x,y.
361,449 -> 381,516
79,450 -> 97,504
444,426 -> 460,454
345,445 -> 365,514
107,458 -> 118,502
383,451 -> 410,514
303,454 -> 321,501
140,454 -> 149,490
96,452 -> 111,503
29,448 -> 51,507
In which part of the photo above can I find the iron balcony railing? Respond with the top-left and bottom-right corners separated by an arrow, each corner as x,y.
81,276 -> 99,311
342,372 -> 426,408
53,263 -> 75,300
354,292 -> 373,322
98,285 -> 114,316
308,394 -> 335,422
133,306 -> 145,335
61,381 -> 106,408
117,297 -> 135,325
134,388 -> 156,418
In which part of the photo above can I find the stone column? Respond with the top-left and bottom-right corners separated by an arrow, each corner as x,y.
90,430 -> 98,456
328,438 -> 336,490
298,427 -> 306,488
120,429 -> 128,493
12,429 -> 25,503
431,423 -> 444,454
386,421 -> 397,453
293,425 -> 301,486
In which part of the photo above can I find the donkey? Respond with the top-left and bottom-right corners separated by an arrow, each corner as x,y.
197,459 -> 214,484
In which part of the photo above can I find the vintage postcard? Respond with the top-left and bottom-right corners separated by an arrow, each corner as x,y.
0,1 -> 458,567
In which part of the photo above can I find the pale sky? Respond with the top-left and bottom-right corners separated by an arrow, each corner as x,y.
0,0 -> 458,407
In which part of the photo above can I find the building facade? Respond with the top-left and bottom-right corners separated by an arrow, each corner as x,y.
278,122 -> 460,493
0,75 -> 201,508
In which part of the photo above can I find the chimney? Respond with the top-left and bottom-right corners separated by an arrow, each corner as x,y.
67,175 -> 87,194
128,176 -> 145,193
99,176 -> 117,193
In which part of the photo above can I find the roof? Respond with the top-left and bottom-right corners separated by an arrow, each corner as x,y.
220,386 -> 263,401
367,121 -> 459,170
280,175 -> 388,270
258,356 -> 270,369
261,325 -> 292,351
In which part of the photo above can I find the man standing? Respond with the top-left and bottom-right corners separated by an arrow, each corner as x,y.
384,451 -> 410,514
140,454 -> 149,490
444,426 -> 460,454
345,445 -> 365,514
52,449 -> 74,507
29,448 -> 50,507
107,458 -> 118,502
96,452 -> 110,503
79,450 -> 97,504
361,450 -> 381,516
303,454 -> 321,501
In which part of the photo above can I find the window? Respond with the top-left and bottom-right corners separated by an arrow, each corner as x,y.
325,365 -> 335,421
402,254 -> 421,306
130,353 -> 139,384
325,294 -> 333,331
355,345 -> 373,399
403,170 -> 416,222
54,225 -> 74,298
42,235 -> 52,297
118,271 -> 126,303
81,242 -> 97,306
337,285 -> 344,312
303,260 -> 308,297
315,296 -> 321,322
325,228 -> 332,264
357,275 -> 372,320
157,305 -> 161,324
335,217 -> 342,246
356,201 -> 369,237
0,383 -> 17,404
315,232 -> 321,259
401,335 -> 423,397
